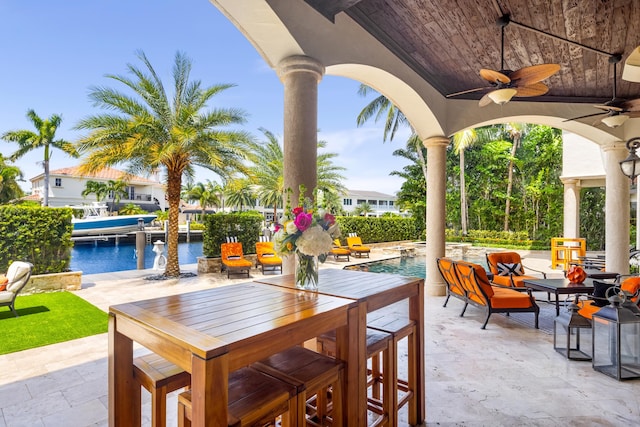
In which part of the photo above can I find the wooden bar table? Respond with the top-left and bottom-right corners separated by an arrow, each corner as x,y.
255,268 -> 425,426
108,282 -> 358,426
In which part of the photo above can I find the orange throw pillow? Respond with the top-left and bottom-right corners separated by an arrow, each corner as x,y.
0,275 -> 8,291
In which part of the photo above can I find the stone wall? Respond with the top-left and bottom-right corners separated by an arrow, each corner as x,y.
23,271 -> 83,294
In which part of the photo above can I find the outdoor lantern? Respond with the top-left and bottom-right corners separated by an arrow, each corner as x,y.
554,296 -> 592,361
619,137 -> 640,181
592,293 -> 640,380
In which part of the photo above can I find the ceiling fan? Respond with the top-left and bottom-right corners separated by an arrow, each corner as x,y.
446,14 -> 560,107
564,56 -> 640,128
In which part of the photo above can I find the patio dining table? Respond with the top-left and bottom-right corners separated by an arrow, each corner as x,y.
255,268 -> 425,426
108,281 -> 359,426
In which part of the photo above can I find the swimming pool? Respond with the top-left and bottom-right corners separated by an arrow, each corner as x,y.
348,255 -> 487,278
71,241 -> 203,275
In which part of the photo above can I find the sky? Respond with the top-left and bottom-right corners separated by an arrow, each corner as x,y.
0,0 -> 411,195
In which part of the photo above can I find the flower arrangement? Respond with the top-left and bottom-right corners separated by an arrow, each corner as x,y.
273,185 -> 340,289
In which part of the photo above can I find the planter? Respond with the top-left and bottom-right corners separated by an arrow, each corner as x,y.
23,270 -> 83,294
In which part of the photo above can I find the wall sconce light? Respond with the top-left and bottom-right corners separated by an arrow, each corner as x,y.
487,88 -> 517,105
619,137 -> 640,181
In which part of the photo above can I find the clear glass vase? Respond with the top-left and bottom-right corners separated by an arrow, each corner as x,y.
295,251 -> 319,290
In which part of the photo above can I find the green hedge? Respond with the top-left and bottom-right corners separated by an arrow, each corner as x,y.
0,206 -> 73,274
335,216 -> 418,244
445,229 -> 537,249
203,213 -> 263,257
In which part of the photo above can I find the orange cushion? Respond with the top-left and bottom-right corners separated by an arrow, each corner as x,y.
490,287 -> 535,309
437,258 -> 465,297
491,275 -> 512,287
330,248 -> 350,255
621,277 -> 640,294
470,264 -> 494,298
577,300 -> 600,320
258,256 -> 282,266
0,275 -> 7,291
223,259 -> 252,268
487,252 -> 525,275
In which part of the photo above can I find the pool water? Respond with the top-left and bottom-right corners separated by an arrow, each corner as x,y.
354,255 -> 487,279
71,241 -> 203,275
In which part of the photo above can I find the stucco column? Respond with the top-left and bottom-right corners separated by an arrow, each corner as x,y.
602,142 -> 631,275
277,55 -> 324,204
424,136 -> 449,296
561,178 -> 580,238
277,55 -> 324,274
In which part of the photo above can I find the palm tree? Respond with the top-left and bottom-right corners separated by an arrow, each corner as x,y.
105,179 -> 129,212
249,128 -> 346,219
75,51 -> 253,277
0,155 -> 25,203
81,180 -> 109,203
225,177 -> 255,211
2,110 -> 78,206
353,202 -> 373,216
186,180 -> 220,217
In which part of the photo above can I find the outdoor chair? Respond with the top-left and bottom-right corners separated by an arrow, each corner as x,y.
220,241 -> 252,278
346,236 -> 371,258
437,257 -> 467,309
577,276 -> 640,320
329,239 -> 351,262
255,241 -> 282,274
486,251 -> 547,288
0,261 -> 34,317
454,260 -> 540,329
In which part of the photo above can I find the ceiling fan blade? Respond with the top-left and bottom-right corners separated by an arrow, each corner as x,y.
593,104 -> 624,112
480,69 -> 510,84
621,98 -> 640,111
446,87 -> 489,98
478,92 -> 494,107
510,64 -> 561,86
562,112 -> 607,122
514,82 -> 549,97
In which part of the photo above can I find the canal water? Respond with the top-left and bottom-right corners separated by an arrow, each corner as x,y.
71,241 -> 203,275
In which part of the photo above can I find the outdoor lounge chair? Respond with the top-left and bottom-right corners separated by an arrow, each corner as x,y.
255,241 -> 282,274
486,251 -> 547,288
0,261 -> 34,317
347,236 -> 371,258
330,238 -> 351,261
577,276 -> 640,320
436,257 -> 466,309
220,242 -> 252,278
454,260 -> 539,329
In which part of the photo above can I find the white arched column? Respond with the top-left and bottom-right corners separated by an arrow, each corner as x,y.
602,142 -> 631,275
277,55 -> 324,274
562,178 -> 580,238
424,136 -> 449,296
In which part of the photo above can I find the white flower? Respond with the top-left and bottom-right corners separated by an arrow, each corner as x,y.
285,221 -> 298,234
296,225 -> 334,257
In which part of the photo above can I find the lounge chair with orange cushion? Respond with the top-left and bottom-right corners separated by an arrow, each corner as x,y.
255,241 -> 282,274
220,242 -> 253,278
486,251 -> 547,288
330,239 -> 350,261
577,276 -> 640,320
0,261 -> 34,317
454,260 -> 539,329
347,236 -> 371,258
436,257 -> 466,309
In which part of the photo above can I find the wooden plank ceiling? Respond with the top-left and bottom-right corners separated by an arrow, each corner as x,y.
305,0 -> 640,104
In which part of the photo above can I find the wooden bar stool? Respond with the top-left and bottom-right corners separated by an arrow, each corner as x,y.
368,315 -> 418,427
177,366 -> 297,427
133,353 -> 191,427
317,328 -> 393,427
251,346 -> 344,426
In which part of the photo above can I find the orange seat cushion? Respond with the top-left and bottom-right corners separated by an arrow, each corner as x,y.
621,277 -> 640,295
223,259 -> 252,268
490,287 -> 535,309
331,248 -> 350,255
577,300 -> 600,320
257,256 -> 282,266
492,274 -> 538,288
0,275 -> 7,291
437,258 -> 465,297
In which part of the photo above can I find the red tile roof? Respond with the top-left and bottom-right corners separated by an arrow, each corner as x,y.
43,166 -> 159,184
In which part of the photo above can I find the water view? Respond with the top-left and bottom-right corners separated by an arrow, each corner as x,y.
71,241 -> 203,275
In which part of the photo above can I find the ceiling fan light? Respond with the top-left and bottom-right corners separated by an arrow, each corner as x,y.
601,114 -> 629,128
487,88 -> 517,105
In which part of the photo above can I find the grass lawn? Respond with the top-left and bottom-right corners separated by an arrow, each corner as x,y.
0,291 -> 108,355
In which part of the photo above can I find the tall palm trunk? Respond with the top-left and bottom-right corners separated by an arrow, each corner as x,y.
165,168 -> 182,277
43,144 -> 50,206
460,149 -> 468,235
504,135 -> 520,231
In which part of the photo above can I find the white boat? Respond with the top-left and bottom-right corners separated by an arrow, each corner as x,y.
70,203 -> 157,236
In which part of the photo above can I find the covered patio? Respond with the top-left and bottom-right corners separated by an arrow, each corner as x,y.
210,0 -> 640,295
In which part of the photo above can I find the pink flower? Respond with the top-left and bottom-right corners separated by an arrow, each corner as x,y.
292,207 -> 304,216
274,223 -> 281,232
324,213 -> 335,225
294,212 -> 313,232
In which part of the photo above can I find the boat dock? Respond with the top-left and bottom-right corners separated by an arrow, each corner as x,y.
71,229 -> 202,244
